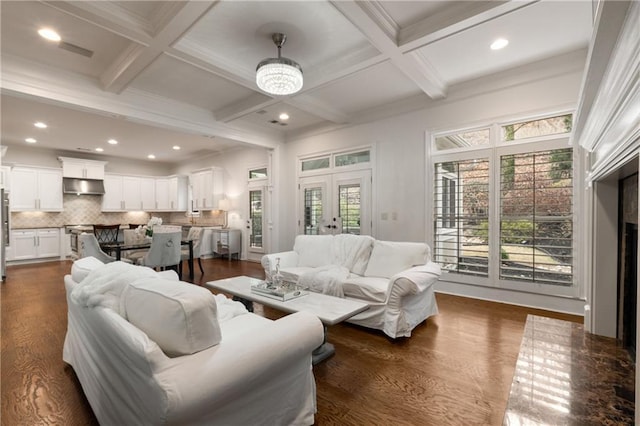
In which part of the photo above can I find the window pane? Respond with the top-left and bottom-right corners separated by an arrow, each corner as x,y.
304,187 -> 323,235
335,150 -> 370,167
434,129 -> 490,151
500,148 -> 573,285
434,159 -> 490,277
249,190 -> 262,248
339,184 -> 361,235
302,157 -> 330,172
249,167 -> 267,179
501,114 -> 572,141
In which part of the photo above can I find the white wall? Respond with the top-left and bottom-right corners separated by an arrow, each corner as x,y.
278,54 -> 585,254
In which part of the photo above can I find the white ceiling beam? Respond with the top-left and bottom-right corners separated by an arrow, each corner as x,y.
331,1 -> 447,99
41,1 -> 155,45
100,2 -> 217,93
398,1 -> 539,53
1,54 -> 281,148
214,94 -> 278,123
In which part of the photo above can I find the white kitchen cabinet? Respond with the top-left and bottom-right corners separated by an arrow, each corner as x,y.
11,228 -> 60,260
58,157 -> 107,180
155,176 -> 187,211
102,174 -> 124,211
123,176 -> 142,210
139,177 -> 155,211
10,167 -> 63,211
1,166 -> 11,190
190,168 -> 224,211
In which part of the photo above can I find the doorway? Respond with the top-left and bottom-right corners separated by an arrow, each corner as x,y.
298,170 -> 371,236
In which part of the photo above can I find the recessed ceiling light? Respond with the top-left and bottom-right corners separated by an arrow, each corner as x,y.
173,145 -> 181,150
279,113 -> 290,120
38,28 -> 61,42
147,154 -> 156,160
108,139 -> 118,145
25,137 -> 37,143
490,38 -> 509,50
34,122 -> 47,129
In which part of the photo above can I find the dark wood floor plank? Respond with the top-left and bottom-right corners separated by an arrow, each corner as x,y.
1,259 -> 587,426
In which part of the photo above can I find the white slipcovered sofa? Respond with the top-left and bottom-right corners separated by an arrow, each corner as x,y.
261,234 -> 441,338
63,257 -> 324,425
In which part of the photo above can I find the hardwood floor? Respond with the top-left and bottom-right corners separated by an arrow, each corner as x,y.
1,259 -> 583,425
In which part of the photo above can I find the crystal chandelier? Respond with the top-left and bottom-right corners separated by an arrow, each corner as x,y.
256,33 -> 303,96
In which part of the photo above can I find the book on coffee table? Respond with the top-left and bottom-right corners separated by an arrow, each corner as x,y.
251,281 -> 308,301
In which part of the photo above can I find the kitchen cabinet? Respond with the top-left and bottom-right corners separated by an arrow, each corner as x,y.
190,168 -> 224,211
212,228 -> 241,260
103,173 -> 187,212
10,166 -> 63,211
58,157 -> 106,180
154,176 -> 187,211
11,228 -> 60,260
1,166 -> 10,190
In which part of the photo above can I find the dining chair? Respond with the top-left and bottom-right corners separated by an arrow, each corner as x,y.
122,229 -> 149,263
179,226 -> 204,277
136,231 -> 182,277
93,224 -> 120,245
79,233 -> 132,264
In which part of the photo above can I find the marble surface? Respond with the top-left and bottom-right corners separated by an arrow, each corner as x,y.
504,315 -> 635,425
206,276 -> 369,325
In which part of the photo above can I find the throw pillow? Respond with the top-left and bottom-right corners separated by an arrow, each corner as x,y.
364,241 -> 428,278
123,277 -> 222,357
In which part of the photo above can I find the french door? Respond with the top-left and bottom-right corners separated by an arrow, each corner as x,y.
246,185 -> 267,262
298,170 -> 371,236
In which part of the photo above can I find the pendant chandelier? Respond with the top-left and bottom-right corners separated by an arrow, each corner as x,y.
256,33 -> 303,96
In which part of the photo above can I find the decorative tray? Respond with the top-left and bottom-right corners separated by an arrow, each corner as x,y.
250,281 -> 309,301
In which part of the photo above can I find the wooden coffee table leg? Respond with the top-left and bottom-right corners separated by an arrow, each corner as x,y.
312,326 -> 335,364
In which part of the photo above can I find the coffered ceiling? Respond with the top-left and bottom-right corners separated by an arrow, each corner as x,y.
0,0 -> 593,164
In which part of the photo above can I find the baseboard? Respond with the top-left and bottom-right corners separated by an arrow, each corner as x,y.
435,280 -> 586,317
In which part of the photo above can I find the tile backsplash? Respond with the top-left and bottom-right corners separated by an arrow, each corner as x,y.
11,194 -> 227,228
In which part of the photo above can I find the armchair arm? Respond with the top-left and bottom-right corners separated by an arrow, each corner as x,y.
261,251 -> 299,280
162,311 -> 324,424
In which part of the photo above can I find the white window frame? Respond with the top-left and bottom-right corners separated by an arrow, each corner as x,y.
429,112 -> 581,299
298,146 -> 374,177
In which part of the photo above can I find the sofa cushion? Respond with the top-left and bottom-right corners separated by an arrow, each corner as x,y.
332,234 -> 374,275
122,278 -> 222,357
294,235 -> 333,267
280,266 -> 317,284
71,256 -> 105,282
364,241 -> 429,278
342,275 -> 390,303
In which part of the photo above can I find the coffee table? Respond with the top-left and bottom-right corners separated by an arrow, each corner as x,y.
205,275 -> 369,364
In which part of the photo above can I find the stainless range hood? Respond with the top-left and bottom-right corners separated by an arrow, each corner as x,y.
63,178 -> 105,195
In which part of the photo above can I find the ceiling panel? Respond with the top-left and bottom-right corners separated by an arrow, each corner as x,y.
113,1 -> 166,21
230,102 -> 327,133
308,61 -> 423,115
0,95 -> 233,163
378,1 -> 457,28
416,1 -> 592,85
128,54 -> 256,111
0,1 -> 132,78
175,1 -> 376,83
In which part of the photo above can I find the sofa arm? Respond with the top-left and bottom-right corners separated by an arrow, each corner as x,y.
162,311 -> 324,424
261,251 -> 299,280
387,262 -> 442,302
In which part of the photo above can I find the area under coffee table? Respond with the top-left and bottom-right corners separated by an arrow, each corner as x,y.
205,275 -> 369,363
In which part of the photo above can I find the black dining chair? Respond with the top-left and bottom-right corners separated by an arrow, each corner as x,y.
93,224 -> 120,245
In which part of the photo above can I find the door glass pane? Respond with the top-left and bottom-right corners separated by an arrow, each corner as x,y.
302,157 -> 330,172
249,167 -> 267,179
249,190 -> 262,248
304,187 -> 323,235
339,184 -> 361,235
335,150 -> 370,167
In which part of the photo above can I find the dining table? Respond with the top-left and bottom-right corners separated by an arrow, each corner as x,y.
100,239 -> 194,280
